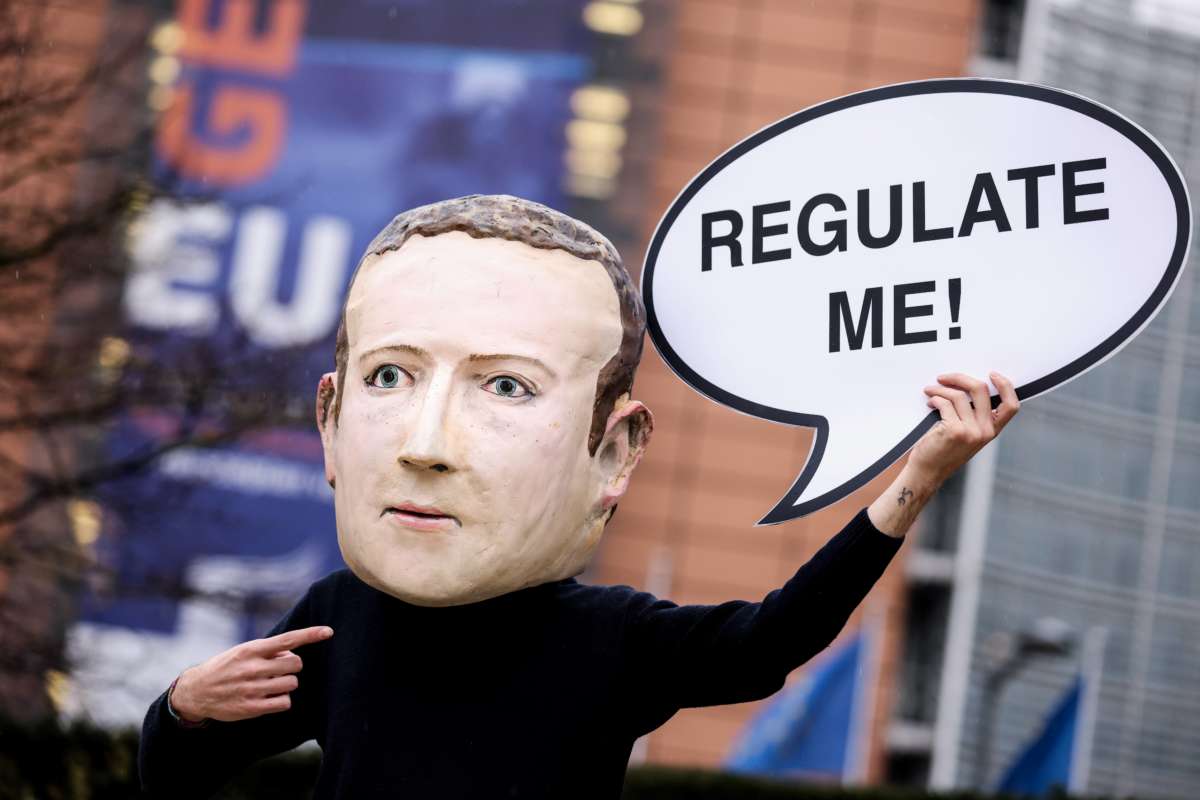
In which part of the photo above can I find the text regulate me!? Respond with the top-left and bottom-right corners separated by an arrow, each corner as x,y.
642,79 -> 1191,525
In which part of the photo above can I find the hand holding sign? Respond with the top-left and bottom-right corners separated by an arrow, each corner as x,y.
862,370 -> 1021,537
643,79 -> 1190,524
914,371 -> 1021,485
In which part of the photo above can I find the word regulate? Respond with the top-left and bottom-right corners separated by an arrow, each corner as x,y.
699,159 -> 1108,271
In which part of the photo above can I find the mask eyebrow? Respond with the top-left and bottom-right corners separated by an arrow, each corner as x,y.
358,344 -> 431,366
467,353 -> 557,378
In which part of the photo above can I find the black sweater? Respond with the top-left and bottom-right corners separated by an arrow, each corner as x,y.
139,508 -> 902,799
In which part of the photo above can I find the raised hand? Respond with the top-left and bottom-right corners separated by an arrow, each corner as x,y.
169,626 -> 333,723
911,371 -> 1020,485
868,371 -> 1020,537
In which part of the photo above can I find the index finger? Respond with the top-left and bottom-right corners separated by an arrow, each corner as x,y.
251,626 -> 333,656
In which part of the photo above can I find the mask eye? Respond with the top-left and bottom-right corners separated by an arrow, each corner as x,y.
367,364 -> 411,389
482,375 -> 533,399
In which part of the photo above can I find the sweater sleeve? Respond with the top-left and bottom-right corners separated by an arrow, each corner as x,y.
619,508 -> 902,734
138,583 -> 325,799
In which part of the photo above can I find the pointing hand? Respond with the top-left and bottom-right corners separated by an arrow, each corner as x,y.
169,625 -> 333,723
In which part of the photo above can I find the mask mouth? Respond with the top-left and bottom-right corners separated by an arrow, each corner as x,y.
383,503 -> 461,528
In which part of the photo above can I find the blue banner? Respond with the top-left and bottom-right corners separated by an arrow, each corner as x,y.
68,0 -> 592,726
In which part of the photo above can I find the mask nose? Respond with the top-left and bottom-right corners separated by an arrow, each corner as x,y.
397,372 -> 456,474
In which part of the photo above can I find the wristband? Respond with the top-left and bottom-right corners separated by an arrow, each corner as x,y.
167,676 -> 209,728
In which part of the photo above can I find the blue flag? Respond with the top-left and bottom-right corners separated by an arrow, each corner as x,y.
725,630 -> 867,781
997,676 -> 1083,794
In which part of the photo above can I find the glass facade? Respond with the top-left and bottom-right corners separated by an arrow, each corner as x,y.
955,1 -> 1200,796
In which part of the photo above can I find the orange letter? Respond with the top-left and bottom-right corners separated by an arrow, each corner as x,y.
179,0 -> 305,76
157,82 -> 286,185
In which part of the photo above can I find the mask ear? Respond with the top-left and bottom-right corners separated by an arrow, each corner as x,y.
316,373 -> 337,488
595,398 -> 653,511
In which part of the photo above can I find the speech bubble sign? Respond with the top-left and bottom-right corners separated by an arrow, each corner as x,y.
642,78 -> 1191,525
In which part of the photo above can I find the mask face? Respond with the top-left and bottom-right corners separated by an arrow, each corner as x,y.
320,231 -> 626,606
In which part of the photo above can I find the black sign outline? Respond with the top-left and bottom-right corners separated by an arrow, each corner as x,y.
641,78 -> 1191,525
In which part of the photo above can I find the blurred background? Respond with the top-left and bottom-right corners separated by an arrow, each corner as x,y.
1,0 -> 1198,797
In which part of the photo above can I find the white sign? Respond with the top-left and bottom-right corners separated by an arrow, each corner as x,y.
642,79 -> 1190,524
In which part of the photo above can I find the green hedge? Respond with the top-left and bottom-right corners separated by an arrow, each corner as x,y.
0,719 -> 1121,800
621,768 -> 1097,800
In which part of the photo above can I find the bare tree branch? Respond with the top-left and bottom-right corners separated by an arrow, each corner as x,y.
0,0 -> 321,721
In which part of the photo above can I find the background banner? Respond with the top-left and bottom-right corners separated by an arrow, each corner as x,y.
67,0 -> 592,725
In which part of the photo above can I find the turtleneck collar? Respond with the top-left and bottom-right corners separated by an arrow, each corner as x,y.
353,571 -> 578,618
